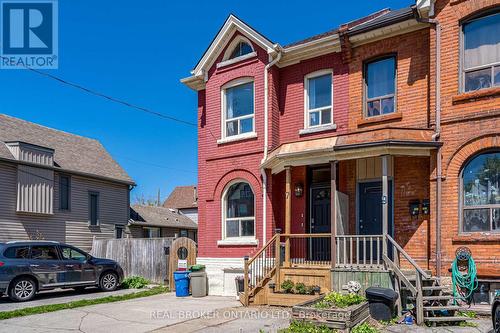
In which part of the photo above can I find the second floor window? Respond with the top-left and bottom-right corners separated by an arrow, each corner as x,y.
365,56 -> 396,117
223,79 -> 254,138
88,192 -> 99,226
462,11 -> 500,92
59,175 -> 70,210
305,71 -> 333,128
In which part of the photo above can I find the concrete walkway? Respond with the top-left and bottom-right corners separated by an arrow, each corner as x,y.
0,293 -> 245,333
383,319 -> 493,333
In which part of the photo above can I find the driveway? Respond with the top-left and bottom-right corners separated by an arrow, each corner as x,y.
0,287 -> 141,312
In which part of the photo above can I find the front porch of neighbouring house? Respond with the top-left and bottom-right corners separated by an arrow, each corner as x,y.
240,131 -> 465,324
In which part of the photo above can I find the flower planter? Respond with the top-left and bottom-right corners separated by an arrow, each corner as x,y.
267,292 -> 320,307
292,296 -> 369,332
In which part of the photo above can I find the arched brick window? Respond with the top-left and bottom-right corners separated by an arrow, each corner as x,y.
461,151 -> 500,233
222,180 -> 255,239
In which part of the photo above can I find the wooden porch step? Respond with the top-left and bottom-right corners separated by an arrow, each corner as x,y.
423,316 -> 469,323
422,286 -> 446,291
423,305 -> 460,312
409,295 -> 454,301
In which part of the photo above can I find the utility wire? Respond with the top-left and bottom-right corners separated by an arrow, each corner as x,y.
0,56 -> 197,127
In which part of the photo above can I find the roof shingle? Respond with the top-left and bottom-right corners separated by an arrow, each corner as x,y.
0,114 -> 134,184
163,185 -> 198,209
130,205 -> 197,229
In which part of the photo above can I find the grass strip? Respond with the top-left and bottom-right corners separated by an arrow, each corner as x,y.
0,286 -> 168,321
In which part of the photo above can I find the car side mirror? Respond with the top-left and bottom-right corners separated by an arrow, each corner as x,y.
86,255 -> 93,263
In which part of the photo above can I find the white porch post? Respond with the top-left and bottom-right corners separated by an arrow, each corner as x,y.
382,155 -> 389,258
284,166 -> 292,267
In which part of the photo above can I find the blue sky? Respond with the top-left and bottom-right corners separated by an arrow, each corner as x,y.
0,0 -> 412,202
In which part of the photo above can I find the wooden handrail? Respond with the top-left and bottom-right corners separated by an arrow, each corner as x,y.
281,233 -> 331,238
386,235 -> 431,279
246,233 -> 279,266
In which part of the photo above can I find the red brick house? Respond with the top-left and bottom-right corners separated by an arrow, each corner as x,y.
182,0 -> 499,321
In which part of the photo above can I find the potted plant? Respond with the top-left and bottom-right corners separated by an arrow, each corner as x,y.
281,279 -> 295,293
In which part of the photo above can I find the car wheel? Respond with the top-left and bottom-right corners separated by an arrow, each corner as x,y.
99,272 -> 118,292
9,277 -> 36,302
495,305 -> 500,333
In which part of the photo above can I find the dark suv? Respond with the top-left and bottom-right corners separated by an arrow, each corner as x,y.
0,241 -> 124,302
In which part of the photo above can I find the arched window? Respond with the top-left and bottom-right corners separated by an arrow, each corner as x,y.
461,151 -> 500,233
228,41 -> 253,60
461,9 -> 500,92
223,181 -> 255,238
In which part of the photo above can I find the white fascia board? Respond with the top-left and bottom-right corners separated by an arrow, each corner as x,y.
349,19 -> 429,47
279,36 -> 341,67
192,15 -> 275,77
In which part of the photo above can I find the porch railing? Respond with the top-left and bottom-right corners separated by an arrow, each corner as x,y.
243,233 -> 279,306
280,233 -> 331,267
334,235 -> 384,270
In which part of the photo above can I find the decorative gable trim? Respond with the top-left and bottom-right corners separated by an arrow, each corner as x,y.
192,14 -> 276,78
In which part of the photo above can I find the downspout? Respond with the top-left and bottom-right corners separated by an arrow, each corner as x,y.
416,6 -> 442,277
261,45 -> 282,245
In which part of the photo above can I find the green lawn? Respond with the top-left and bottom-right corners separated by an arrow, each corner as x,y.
0,286 -> 168,321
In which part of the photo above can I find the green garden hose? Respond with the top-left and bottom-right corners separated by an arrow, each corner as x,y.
451,247 -> 478,305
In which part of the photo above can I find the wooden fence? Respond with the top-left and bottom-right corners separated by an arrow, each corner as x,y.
91,237 -> 173,284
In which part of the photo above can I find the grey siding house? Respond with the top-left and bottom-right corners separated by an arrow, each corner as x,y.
129,205 -> 197,241
0,114 -> 135,251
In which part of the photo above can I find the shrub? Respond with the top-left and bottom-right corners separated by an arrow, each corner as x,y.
294,282 -> 307,294
278,320 -> 333,333
314,292 -> 366,309
351,322 -> 379,333
121,276 -> 150,289
281,280 -> 295,293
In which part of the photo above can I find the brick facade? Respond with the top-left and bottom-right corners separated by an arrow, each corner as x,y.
192,0 -> 500,294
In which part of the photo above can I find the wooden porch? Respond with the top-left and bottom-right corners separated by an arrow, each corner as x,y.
242,157 -> 468,325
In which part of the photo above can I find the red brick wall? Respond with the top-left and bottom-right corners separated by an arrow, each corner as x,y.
197,32 -> 268,258
348,28 -> 431,131
428,0 -> 500,276
278,54 -> 349,142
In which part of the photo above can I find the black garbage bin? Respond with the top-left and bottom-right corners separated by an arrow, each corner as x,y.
365,287 -> 399,321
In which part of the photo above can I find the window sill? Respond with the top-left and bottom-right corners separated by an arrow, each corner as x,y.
216,52 -> 258,69
16,210 -> 54,216
357,112 -> 402,127
299,123 -> 337,136
217,239 -> 259,246
452,233 -> 500,243
452,87 -> 500,104
217,132 -> 257,145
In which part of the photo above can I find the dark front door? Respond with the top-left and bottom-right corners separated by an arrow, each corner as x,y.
358,181 -> 393,260
310,186 -> 331,262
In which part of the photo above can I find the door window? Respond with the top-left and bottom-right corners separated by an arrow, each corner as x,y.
60,246 -> 87,261
30,246 -> 59,260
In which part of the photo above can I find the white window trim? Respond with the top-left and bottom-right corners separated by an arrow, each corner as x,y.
221,35 -> 255,62
303,69 -> 334,130
217,51 -> 257,69
220,179 -> 256,242
220,77 -> 256,143
460,11 -> 500,93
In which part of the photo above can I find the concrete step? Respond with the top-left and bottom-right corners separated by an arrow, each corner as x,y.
422,286 -> 446,291
424,316 -> 469,323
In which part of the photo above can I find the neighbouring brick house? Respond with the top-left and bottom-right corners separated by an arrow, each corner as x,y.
182,0 -> 500,311
0,114 -> 135,251
163,185 -> 198,224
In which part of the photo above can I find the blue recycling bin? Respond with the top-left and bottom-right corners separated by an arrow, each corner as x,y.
174,271 -> 191,297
